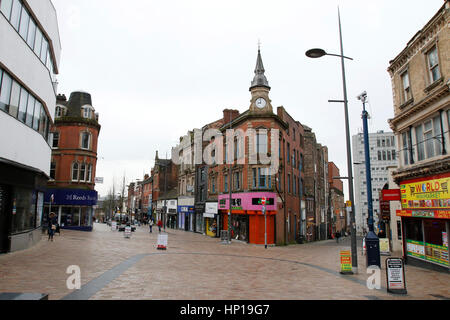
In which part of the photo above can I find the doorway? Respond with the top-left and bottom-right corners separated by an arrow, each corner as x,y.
0,185 -> 11,253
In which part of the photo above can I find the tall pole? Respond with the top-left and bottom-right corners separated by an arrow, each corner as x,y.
360,92 -> 381,268
338,8 -> 358,273
228,113 -> 232,244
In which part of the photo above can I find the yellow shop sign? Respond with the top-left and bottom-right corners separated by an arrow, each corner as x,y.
401,175 -> 450,210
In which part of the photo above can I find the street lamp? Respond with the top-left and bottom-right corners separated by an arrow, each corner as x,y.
305,8 -> 358,274
357,91 -> 380,268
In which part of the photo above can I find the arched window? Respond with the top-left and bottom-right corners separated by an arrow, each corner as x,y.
72,162 -> 79,181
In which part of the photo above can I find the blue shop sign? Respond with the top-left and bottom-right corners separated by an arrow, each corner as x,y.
177,206 -> 194,214
45,189 -> 98,206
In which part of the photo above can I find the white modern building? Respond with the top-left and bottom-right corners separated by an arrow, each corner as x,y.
0,0 -> 61,252
352,131 -> 398,236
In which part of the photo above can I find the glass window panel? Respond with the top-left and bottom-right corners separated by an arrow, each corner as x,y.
80,164 -> 86,182
38,105 -> 46,136
257,132 -> 267,154
72,163 -> 79,181
8,80 -> 19,118
32,100 -> 40,130
0,0 -> 13,20
423,220 -> 446,247
415,125 -> 425,161
11,187 -> 36,233
428,47 -> 438,68
18,87 -> 28,123
18,5 -> 29,39
34,28 -> 42,56
40,38 -> 48,63
87,165 -> 92,182
26,17 -> 36,48
424,130 -> 434,159
0,71 -> 12,112
433,116 -> 442,156
25,94 -> 35,127
9,0 -> 21,31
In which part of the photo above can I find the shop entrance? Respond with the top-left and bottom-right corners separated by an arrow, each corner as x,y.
0,185 -> 11,253
231,215 -> 248,242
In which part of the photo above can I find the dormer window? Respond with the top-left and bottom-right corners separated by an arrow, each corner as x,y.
55,105 -> 66,118
81,105 -> 94,119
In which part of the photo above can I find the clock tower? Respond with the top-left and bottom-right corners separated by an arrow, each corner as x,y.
249,49 -> 273,114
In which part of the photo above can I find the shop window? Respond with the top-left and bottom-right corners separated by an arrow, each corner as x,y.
424,220 -> 447,247
11,188 -> 36,233
405,219 -> 423,242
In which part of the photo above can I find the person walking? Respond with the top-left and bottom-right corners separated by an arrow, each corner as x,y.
48,212 -> 57,242
149,219 -> 154,233
157,219 -> 163,233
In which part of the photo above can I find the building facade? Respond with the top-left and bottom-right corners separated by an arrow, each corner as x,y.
352,131 -> 397,235
44,91 -> 100,231
328,162 -> 347,236
388,1 -> 449,271
0,0 -> 61,252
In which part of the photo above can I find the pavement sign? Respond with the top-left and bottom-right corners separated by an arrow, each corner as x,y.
386,258 -> 407,294
340,250 -> 353,274
124,226 -> 131,238
157,234 -> 168,250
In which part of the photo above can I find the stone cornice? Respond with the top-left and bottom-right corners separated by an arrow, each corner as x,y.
392,156 -> 450,184
389,83 -> 449,130
388,4 -> 448,75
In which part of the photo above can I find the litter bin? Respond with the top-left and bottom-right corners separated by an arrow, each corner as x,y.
365,231 -> 381,268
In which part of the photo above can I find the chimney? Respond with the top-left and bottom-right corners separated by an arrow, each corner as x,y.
223,109 -> 240,124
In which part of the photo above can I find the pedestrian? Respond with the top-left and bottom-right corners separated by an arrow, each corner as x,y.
157,219 -> 162,233
335,231 -> 341,243
149,219 -> 154,233
48,212 -> 57,242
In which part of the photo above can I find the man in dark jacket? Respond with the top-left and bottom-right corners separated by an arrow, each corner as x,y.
48,212 -> 57,242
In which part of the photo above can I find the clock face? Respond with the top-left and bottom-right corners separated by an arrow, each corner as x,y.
255,97 -> 267,109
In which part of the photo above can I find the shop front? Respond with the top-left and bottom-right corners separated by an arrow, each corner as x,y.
218,192 -> 277,245
178,205 -> 194,231
204,202 -> 219,238
44,189 -> 97,232
397,173 -> 450,271
0,160 -> 47,253
194,203 -> 205,234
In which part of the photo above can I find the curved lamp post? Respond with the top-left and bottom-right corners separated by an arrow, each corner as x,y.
305,8 -> 358,274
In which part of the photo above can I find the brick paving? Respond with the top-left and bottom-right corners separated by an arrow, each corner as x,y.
0,223 -> 449,300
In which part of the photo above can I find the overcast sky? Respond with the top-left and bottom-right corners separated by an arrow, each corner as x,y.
51,0 -> 444,199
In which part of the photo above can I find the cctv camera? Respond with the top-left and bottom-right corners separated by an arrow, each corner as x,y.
357,91 -> 367,101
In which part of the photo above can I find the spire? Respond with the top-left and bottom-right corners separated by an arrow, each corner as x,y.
250,49 -> 270,91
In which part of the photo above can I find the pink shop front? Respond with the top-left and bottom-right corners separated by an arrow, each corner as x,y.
218,192 -> 277,245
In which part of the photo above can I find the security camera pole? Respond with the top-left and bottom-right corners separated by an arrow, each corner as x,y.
358,91 -> 381,268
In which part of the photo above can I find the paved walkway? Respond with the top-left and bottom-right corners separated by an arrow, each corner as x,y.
0,223 -> 449,300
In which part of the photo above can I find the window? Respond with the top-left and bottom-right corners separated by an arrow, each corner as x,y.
211,176 -> 216,193
8,80 -> 19,118
10,0 -> 21,31
415,116 -> 442,161
52,132 -> 59,148
26,17 -> 36,48
34,27 -> 42,56
0,0 -> 13,20
401,71 -> 412,102
32,101 -> 40,130
55,106 -> 63,118
427,46 -> 441,83
287,143 -> 290,162
387,150 -> 391,161
397,221 -> 402,240
378,151 -> 381,161
256,130 -> 267,155
18,87 -> 28,123
79,164 -> 86,182
0,71 -> 12,112
287,174 -> 291,193
81,132 -> 91,150
72,163 -> 79,181
252,168 -> 257,188
87,164 -> 92,183
234,172 -> 241,190
258,168 -> 267,188
82,106 -> 93,119
25,94 -> 35,127
18,5 -> 29,40
224,174 -> 228,192
40,38 -> 48,64
50,162 -> 56,180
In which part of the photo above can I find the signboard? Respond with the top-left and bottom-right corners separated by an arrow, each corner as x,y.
205,202 -> 218,214
386,258 -> 407,294
44,189 -> 98,206
400,175 -> 450,210
157,234 -> 168,250
396,209 -> 450,220
379,200 -> 391,221
381,189 -> 401,201
95,177 -> 104,184
124,226 -> 131,238
379,238 -> 390,255
111,221 -> 117,231
340,250 -> 353,274
406,240 -> 449,267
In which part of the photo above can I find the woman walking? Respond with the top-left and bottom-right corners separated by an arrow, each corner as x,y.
48,212 -> 57,242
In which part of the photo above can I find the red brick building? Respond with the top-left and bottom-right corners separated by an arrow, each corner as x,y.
328,162 -> 347,235
45,91 -> 101,231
